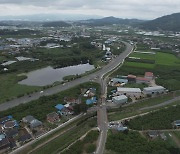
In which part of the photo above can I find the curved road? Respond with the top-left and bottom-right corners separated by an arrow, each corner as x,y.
0,42 -> 134,112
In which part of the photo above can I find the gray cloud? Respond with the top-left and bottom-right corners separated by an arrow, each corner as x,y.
0,0 -> 179,19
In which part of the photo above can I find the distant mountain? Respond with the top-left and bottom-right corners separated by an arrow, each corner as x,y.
42,21 -> 71,27
0,14 -> 102,21
77,16 -> 145,26
139,13 -> 180,31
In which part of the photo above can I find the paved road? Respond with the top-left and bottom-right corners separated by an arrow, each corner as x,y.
95,43 -> 134,154
0,42 -> 134,111
139,96 -> 180,111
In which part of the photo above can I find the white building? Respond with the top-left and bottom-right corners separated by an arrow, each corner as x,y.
117,87 -> 142,97
112,95 -> 128,104
143,86 -> 166,95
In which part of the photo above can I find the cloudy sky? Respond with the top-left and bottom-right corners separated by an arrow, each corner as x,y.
0,0 -> 179,19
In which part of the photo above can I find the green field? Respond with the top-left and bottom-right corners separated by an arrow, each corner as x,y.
0,73 -> 41,103
130,52 -> 156,60
156,52 -> 180,66
126,52 -> 180,68
125,61 -> 155,69
106,130 -> 179,154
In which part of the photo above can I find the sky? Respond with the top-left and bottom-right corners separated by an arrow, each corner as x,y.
0,0 -> 179,19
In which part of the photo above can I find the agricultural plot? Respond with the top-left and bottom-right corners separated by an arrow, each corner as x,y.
155,52 -> 180,66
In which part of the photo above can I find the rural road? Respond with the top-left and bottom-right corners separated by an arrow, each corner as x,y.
0,42 -> 134,111
139,96 -> 180,111
95,43 -> 134,154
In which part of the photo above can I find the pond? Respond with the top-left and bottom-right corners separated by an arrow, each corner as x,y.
18,63 -> 94,86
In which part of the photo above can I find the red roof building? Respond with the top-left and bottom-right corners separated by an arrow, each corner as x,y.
136,77 -> 150,84
145,72 -> 154,80
47,112 -> 60,124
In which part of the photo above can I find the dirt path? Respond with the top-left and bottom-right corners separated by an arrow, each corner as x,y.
171,133 -> 180,148
28,126 -> 75,154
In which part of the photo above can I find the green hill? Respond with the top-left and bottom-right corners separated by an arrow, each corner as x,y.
139,13 -> 180,31
43,21 -> 71,27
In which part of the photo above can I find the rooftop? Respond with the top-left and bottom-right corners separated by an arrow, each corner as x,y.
136,77 -> 150,81
113,95 -> 128,100
145,72 -> 154,77
117,87 -> 141,93
143,86 -> 165,91
127,75 -> 136,78
55,104 -> 64,110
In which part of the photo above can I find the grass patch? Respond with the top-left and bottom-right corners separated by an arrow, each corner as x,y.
0,73 -> 41,103
62,130 -> 99,154
172,132 -> 180,140
156,52 -> 180,66
124,61 -> 155,69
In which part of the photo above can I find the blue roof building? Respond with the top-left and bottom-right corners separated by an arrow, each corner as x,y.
55,104 -> 64,111
86,97 -> 97,105
111,78 -> 128,84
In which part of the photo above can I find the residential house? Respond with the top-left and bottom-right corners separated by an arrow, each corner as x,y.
147,131 -> 159,139
127,75 -> 136,83
5,128 -> 18,138
0,116 -> 13,124
172,120 -> 180,128
55,104 -> 65,111
47,112 -> 60,123
18,133 -> 32,144
86,97 -> 97,105
22,115 -> 42,129
145,72 -> 154,80
0,138 -> 10,153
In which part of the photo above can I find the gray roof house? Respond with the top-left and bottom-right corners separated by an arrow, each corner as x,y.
30,120 -> 42,129
22,115 -> 35,123
22,115 -> 42,129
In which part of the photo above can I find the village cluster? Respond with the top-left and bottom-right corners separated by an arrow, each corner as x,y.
0,87 -> 97,152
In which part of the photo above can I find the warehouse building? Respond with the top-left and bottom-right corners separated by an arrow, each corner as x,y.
136,77 -> 150,84
112,95 -> 128,104
117,87 -> 142,97
143,86 -> 166,95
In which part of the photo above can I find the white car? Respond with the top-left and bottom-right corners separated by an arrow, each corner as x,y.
40,91 -> 44,94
